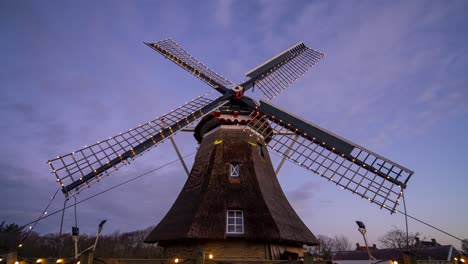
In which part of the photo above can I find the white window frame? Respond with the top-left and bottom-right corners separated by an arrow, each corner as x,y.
226,210 -> 244,234
230,163 -> 240,178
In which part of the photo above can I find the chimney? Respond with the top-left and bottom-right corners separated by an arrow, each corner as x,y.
415,237 -> 420,243
373,244 -> 377,249
431,239 -> 437,244
356,243 -> 360,250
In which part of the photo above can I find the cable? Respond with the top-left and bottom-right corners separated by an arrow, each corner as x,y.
21,151 -> 195,228
73,196 -> 78,227
396,209 -> 464,243
23,147 -> 463,245
20,188 -> 60,244
270,147 -> 465,244
59,198 -> 68,235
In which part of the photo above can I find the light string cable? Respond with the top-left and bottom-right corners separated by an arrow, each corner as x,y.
19,188 -> 61,245
395,208 -> 464,243
20,151 -> 196,232
269,150 -> 465,243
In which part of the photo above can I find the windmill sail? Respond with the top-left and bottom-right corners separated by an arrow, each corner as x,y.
243,100 -> 413,213
145,39 -> 233,94
244,42 -> 324,100
48,91 -> 229,196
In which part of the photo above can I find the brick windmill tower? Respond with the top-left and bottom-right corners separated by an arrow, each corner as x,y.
48,39 -> 414,261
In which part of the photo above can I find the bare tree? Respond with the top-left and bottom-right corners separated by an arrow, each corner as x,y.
13,225 -> 161,258
306,234 -> 353,259
379,226 -> 422,249
333,235 -> 352,251
306,235 -> 335,260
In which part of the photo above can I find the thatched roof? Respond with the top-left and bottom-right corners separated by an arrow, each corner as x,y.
145,124 -> 318,246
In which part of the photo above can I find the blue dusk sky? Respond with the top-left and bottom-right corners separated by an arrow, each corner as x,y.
1,0 -> 467,250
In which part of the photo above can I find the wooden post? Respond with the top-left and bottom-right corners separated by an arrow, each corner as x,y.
80,250 -> 94,264
403,252 -> 416,264
6,251 -> 17,264
303,254 -> 314,264
195,251 -> 204,264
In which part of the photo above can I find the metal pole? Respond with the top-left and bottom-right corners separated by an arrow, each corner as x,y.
161,118 -> 190,177
275,135 -> 299,175
73,236 -> 79,259
169,137 -> 190,177
402,192 -> 409,248
59,198 -> 68,236
93,220 -> 106,251
359,228 -> 375,261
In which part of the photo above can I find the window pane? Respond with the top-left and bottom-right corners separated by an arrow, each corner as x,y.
228,218 -> 234,224
235,218 -> 242,225
228,211 -> 234,217
235,211 -> 242,217
235,226 -> 243,233
230,163 -> 239,177
228,226 -> 235,232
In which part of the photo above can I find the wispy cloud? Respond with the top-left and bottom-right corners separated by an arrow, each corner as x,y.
1,0 -> 467,247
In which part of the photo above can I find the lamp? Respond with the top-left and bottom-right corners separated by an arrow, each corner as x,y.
356,221 -> 375,261
356,221 -> 366,229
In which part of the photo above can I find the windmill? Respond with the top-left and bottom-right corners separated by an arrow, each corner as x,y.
48,38 -> 414,260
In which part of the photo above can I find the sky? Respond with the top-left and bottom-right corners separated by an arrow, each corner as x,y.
1,0 -> 467,252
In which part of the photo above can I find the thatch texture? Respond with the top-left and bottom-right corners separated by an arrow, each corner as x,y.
145,123 -> 318,247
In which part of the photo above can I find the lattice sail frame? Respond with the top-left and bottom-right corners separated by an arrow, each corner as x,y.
243,103 -> 413,213
145,38 -> 233,90
48,91 -> 228,196
245,42 -> 324,100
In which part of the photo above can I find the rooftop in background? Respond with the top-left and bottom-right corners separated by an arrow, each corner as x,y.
334,243 -> 461,263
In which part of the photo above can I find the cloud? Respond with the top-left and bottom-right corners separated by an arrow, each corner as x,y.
1,1 -> 467,248
214,0 -> 234,29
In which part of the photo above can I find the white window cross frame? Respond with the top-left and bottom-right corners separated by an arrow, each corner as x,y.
230,163 -> 240,178
226,210 -> 244,234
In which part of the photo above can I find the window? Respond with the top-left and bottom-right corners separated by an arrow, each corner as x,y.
226,210 -> 244,234
230,162 -> 240,178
